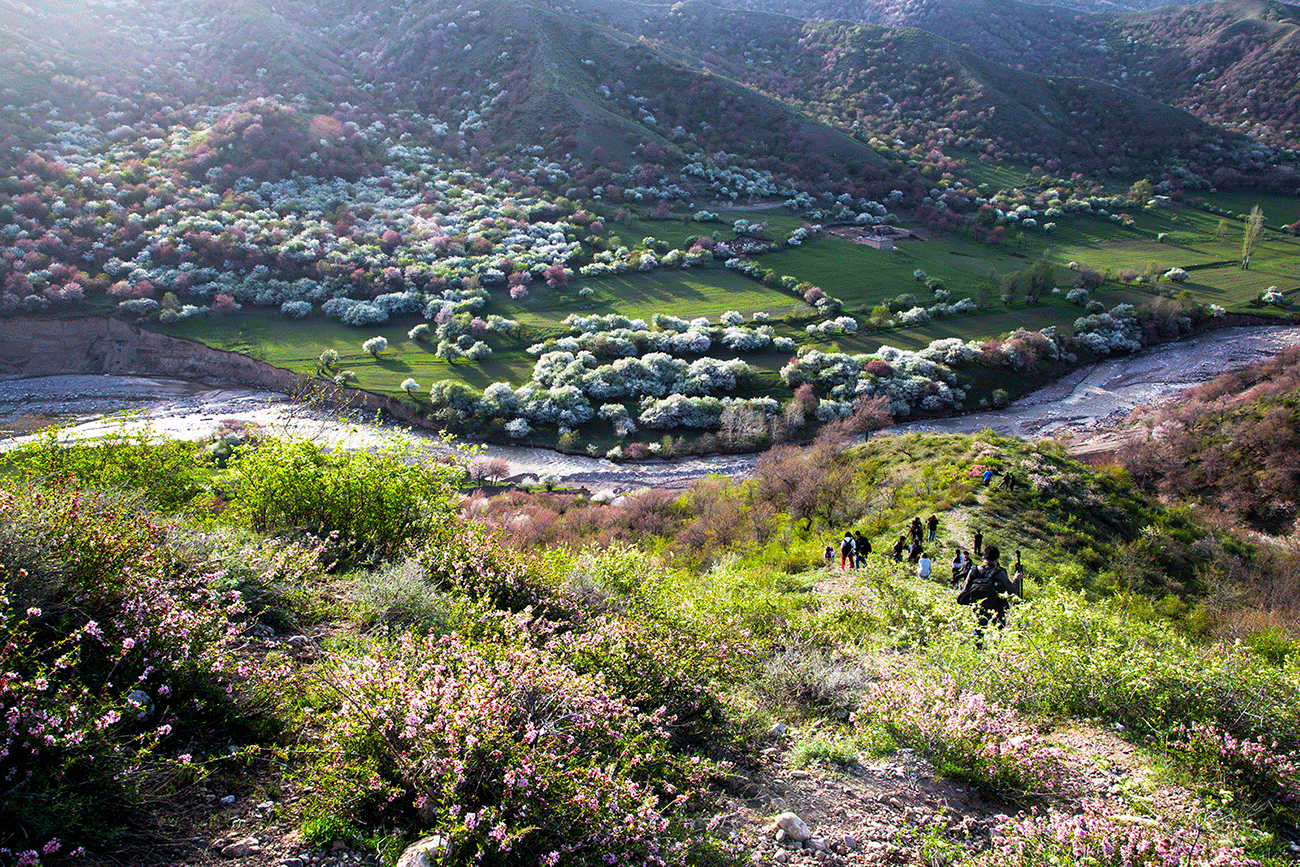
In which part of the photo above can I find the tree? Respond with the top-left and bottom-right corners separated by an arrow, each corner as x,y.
401,378 -> 420,395
319,348 -> 339,370
1242,205 -> 1265,270
363,336 -> 388,356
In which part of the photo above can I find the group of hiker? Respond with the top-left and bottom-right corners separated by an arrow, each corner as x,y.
824,517 -> 1024,646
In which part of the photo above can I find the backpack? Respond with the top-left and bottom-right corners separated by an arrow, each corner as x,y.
840,536 -> 854,555
957,564 -> 1008,607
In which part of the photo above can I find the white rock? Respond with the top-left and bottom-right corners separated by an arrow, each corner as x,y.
774,812 -> 812,842
396,835 -> 450,867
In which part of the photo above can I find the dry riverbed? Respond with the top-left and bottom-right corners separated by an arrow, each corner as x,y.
3,324 -> 1300,490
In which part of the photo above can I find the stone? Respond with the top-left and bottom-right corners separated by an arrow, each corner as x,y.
395,835 -> 450,867
219,794 -> 236,805
769,722 -> 787,737
220,837 -> 259,858
774,812 -> 812,843
842,835 -> 859,851
790,770 -> 810,780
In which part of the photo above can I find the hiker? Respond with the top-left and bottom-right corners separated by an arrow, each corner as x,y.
909,516 -> 924,545
907,538 -> 922,563
917,551 -> 932,580
982,468 -> 993,486
950,549 -> 971,586
956,544 -> 1022,648
892,534 -> 905,563
823,543 -> 835,570
840,531 -> 856,570
854,531 -> 870,568
973,529 -> 983,558
926,514 -> 938,543
997,472 -> 1017,491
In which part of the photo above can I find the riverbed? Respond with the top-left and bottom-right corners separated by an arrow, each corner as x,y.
3,324 -> 1299,491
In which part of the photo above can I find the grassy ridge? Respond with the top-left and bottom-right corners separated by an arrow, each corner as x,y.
2,422 -> 1298,865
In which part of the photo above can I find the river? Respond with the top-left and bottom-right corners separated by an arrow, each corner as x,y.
3,324 -> 1299,491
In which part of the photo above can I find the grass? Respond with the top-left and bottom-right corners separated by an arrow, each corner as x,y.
153,190 -> 1300,432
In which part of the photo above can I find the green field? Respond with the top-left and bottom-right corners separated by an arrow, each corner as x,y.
157,190 -> 1300,435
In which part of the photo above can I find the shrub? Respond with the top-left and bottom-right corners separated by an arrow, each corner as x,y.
362,336 -> 388,356
281,299 -> 312,318
319,348 -> 339,369
217,436 -> 461,564
307,628 -> 728,867
978,804 -> 1258,867
857,675 -> 1067,799
0,483 -> 249,857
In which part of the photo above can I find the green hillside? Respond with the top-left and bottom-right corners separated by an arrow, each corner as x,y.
2,412 -> 1297,866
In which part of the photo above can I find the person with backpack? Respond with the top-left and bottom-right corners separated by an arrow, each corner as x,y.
956,544 -> 1021,647
926,514 -> 938,543
823,543 -> 835,570
840,531 -> 856,570
854,531 -> 870,568
892,534 -> 905,562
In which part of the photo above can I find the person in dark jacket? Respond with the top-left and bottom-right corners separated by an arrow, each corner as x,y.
958,544 -> 1021,647
892,534 -> 905,562
854,531 -> 870,568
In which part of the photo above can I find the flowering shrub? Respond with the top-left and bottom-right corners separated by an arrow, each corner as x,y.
978,804 -> 1260,867
310,628 -> 727,867
857,675 -> 1067,799
1262,286 -> 1285,305
1169,722 -> 1300,818
0,482 -> 249,858
362,336 -> 387,356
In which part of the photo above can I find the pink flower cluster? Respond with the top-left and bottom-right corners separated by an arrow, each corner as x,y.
1,483 -> 248,857
320,628 -> 726,866
862,675 -> 1067,798
982,803 -> 1260,867
1170,722 -> 1300,809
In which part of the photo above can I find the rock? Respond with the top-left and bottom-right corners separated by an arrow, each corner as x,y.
395,835 -> 450,867
842,835 -> 859,851
769,722 -> 787,737
126,689 -> 153,720
220,837 -> 260,858
773,852 -> 790,864
331,840 -> 346,851
790,770 -> 810,780
220,794 -> 236,805
287,635 -> 310,648
774,812 -> 812,843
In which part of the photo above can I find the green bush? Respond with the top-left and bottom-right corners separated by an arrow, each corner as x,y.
217,436 -> 461,565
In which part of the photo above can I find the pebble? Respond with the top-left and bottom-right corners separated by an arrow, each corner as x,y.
219,795 -> 236,805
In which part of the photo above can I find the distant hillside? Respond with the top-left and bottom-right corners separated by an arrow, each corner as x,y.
1120,345 -> 1300,533
716,0 -> 1300,152
1,0 -> 1292,188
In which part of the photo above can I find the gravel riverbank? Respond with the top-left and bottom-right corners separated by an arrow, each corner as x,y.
4,324 -> 1300,490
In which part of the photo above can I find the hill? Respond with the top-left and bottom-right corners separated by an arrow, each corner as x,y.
1,423 -> 1297,866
